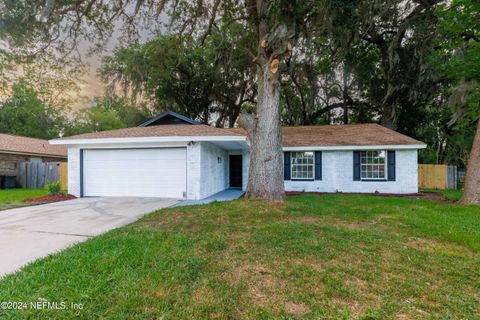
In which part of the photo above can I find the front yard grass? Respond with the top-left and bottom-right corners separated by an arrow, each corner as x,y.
0,188 -> 48,210
0,194 -> 479,319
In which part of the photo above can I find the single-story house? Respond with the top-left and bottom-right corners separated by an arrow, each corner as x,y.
0,133 -> 67,176
50,112 -> 426,199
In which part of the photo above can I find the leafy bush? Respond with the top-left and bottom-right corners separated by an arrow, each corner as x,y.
45,181 -> 62,195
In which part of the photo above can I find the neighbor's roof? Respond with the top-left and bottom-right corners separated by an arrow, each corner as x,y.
0,133 -> 67,158
52,123 -> 424,147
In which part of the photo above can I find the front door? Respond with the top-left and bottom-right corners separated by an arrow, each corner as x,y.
229,155 -> 242,188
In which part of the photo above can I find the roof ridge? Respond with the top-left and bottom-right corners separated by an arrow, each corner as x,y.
0,132 -> 51,142
281,123 -> 379,129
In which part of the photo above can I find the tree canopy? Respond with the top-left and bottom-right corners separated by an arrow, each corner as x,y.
0,80 -> 67,139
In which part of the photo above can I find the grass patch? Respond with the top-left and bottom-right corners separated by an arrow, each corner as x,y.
0,194 -> 479,319
0,188 -> 48,210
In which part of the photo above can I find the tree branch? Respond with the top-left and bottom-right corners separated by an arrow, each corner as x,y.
200,0 -> 221,46
238,112 -> 257,135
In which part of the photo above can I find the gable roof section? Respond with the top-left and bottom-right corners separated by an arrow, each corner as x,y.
0,133 -> 67,158
52,124 -> 244,142
281,124 -> 424,147
139,111 -> 200,126
226,124 -> 424,147
51,123 -> 425,148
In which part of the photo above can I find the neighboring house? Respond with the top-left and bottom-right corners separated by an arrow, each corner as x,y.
50,112 -> 426,200
0,133 -> 67,177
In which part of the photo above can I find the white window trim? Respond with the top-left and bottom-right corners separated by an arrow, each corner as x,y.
290,151 -> 315,181
360,150 -> 387,181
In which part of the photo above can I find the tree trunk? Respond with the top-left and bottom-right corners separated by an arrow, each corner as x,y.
240,62 -> 285,200
378,45 -> 396,130
239,0 -> 286,200
459,119 -> 480,204
342,63 -> 350,124
381,101 -> 395,129
381,83 -> 396,129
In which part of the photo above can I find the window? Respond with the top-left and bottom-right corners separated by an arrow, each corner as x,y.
360,150 -> 386,180
291,152 -> 314,180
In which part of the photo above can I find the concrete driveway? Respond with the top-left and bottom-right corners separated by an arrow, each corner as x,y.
0,197 -> 178,277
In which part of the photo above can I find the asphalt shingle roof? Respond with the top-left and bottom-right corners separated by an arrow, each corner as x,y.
53,123 -> 424,147
0,133 -> 67,157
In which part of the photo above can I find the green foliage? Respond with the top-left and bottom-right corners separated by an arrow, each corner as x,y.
65,95 -> 152,135
101,25 -> 256,127
431,0 -> 480,166
435,0 -> 480,107
436,0 -> 480,83
45,181 -> 62,195
0,80 -> 67,139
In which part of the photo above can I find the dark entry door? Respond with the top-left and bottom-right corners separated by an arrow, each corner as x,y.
229,155 -> 243,188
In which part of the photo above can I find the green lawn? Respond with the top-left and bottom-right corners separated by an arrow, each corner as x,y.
0,194 -> 479,319
0,188 -> 48,210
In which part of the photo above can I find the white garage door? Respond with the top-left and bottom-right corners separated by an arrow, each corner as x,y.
83,148 -> 187,198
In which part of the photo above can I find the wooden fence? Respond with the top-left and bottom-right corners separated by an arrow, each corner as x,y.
16,161 -> 61,189
418,164 -> 457,190
59,162 -> 68,191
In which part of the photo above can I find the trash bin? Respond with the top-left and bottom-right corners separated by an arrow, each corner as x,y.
0,176 -> 16,189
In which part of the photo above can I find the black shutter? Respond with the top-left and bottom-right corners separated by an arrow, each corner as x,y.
314,151 -> 322,180
284,152 -> 291,180
387,150 -> 396,181
353,151 -> 361,181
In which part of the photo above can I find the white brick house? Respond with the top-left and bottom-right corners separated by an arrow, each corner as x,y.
50,112 -> 426,200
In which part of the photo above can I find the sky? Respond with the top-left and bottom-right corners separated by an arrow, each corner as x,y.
69,11 -> 161,111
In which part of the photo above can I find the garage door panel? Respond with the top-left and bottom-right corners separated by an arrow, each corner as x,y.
83,148 -> 187,198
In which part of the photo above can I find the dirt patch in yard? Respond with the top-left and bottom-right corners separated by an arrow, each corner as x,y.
140,211 -> 191,232
282,215 -> 391,232
226,263 -> 288,311
405,237 -> 472,257
331,297 -> 367,317
23,194 -> 76,203
404,192 -> 456,203
287,191 -> 457,203
285,301 -> 311,315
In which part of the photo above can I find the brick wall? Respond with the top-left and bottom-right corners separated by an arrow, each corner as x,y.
0,153 -> 29,175
67,147 -> 81,197
198,142 -> 228,199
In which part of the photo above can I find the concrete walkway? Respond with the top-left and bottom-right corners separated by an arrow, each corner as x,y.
0,197 -> 178,277
175,189 -> 244,207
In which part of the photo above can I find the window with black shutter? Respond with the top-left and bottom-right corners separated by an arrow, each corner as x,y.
387,151 -> 396,181
314,151 -> 322,180
284,152 -> 291,180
